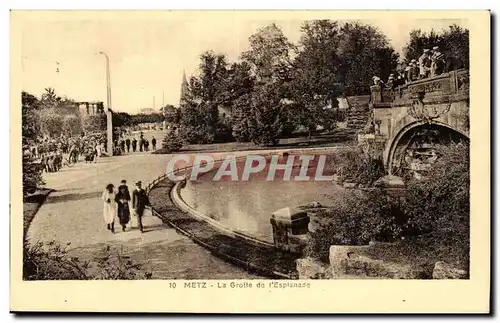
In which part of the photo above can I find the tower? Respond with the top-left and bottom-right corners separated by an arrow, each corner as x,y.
179,69 -> 189,106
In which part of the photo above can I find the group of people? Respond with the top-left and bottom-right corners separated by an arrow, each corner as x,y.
23,132 -> 107,173
113,134 -> 157,155
373,46 -> 446,89
102,180 -> 151,233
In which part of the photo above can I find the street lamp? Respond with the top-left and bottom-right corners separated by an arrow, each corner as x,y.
99,51 -> 114,156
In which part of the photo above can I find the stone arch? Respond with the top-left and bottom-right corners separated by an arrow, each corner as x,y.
384,120 -> 469,175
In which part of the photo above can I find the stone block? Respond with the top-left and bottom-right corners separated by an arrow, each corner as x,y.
329,245 -> 355,278
296,257 -> 328,279
329,244 -> 432,279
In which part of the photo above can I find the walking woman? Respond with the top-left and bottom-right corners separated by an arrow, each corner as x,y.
115,184 -> 131,231
102,183 -> 117,233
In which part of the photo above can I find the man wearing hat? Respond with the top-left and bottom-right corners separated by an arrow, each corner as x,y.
372,76 -> 384,87
410,59 -> 419,81
132,181 -> 151,233
418,49 -> 432,79
404,65 -> 412,84
431,46 -> 444,77
394,70 -> 405,87
385,74 -> 395,89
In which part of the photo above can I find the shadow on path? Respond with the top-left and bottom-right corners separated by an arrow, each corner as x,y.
45,191 -> 102,204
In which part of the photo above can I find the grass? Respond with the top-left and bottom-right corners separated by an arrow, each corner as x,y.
153,130 -> 355,155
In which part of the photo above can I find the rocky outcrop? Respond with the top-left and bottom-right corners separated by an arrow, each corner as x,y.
328,245 -> 432,279
296,243 -> 468,280
432,261 -> 468,279
296,257 -> 330,279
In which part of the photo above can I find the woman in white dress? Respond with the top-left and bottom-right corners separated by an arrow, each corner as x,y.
102,183 -> 117,233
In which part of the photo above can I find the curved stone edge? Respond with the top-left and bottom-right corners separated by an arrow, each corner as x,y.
23,188 -> 55,238
145,146 -> 349,279
148,179 -> 293,279
170,181 -> 275,249
158,146 -> 347,249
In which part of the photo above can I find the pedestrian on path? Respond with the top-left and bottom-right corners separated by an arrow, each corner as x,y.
102,183 -> 117,233
132,181 -> 150,233
125,138 -> 131,153
132,138 -> 137,152
152,136 -> 157,151
139,137 -> 144,152
115,184 -> 131,232
120,139 -> 126,154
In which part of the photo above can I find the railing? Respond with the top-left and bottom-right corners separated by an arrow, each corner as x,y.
370,69 -> 469,105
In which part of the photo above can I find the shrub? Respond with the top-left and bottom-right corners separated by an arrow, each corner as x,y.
23,240 -> 152,280
22,155 -> 44,196
305,188 -> 404,262
402,142 -> 470,271
328,146 -> 385,185
161,131 -> 183,153
308,142 -> 470,273
214,122 -> 234,143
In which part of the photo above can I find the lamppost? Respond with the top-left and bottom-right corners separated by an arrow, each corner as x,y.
99,51 -> 114,156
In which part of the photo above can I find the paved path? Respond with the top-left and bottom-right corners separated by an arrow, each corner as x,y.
27,151 -> 259,279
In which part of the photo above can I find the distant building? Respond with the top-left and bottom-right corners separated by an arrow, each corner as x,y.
77,101 -> 105,115
140,107 -> 156,115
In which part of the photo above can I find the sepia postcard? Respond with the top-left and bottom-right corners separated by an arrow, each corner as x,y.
10,10 -> 490,313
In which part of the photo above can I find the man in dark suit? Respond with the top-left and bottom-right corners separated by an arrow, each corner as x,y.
131,138 -> 137,152
132,181 -> 150,233
125,138 -> 131,153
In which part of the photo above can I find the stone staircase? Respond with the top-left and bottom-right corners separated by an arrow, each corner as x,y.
343,95 -> 372,139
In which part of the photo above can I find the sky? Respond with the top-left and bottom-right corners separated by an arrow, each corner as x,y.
18,11 -> 466,114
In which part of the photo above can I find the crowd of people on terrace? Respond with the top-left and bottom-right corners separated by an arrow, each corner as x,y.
23,129 -> 160,173
372,46 -> 446,90
22,133 -> 107,173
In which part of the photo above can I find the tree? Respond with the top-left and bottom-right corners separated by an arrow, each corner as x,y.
63,115 -> 83,137
179,51 -> 229,144
112,112 -> 131,128
402,25 -> 469,69
22,92 -> 41,145
337,22 -> 399,96
238,23 -> 294,145
56,97 -> 80,116
163,105 -> 180,125
22,91 -> 44,195
161,130 -> 183,153
289,20 -> 345,135
37,88 -> 85,137
441,25 -> 469,69
83,114 -> 107,134
229,61 -> 256,142
39,109 -> 64,137
39,87 -> 60,110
